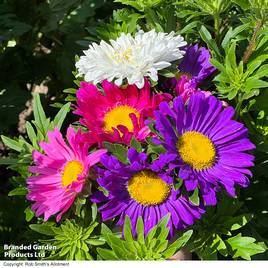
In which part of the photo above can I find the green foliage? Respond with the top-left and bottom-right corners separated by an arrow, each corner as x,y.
0,94 -> 71,195
103,141 -> 128,164
211,42 -> 268,101
115,0 -> 164,11
30,219 -> 103,260
189,196 -> 266,260
225,233 -> 266,260
97,215 -> 193,260
180,0 -> 231,16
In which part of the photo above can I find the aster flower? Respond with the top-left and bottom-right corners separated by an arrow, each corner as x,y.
27,127 -> 106,221
75,30 -> 186,88
173,75 -> 228,105
153,93 -> 255,205
178,44 -> 216,84
174,75 -> 198,102
161,44 -> 216,101
92,148 -> 205,237
74,80 -> 171,145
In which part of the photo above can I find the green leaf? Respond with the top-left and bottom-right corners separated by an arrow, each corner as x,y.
32,93 -> 49,136
156,214 -> 170,242
8,187 -> 27,196
53,102 -> 71,129
226,233 -> 266,260
86,239 -> 105,246
221,23 -> 250,50
124,216 -> 134,242
163,230 -> 193,258
199,26 -> 221,59
244,78 -> 268,91
97,248 -> 119,260
24,206 -> 35,222
91,203 -> 97,222
25,122 -> 38,148
63,88 -> 77,94
226,42 -> 237,70
228,214 -> 253,231
146,225 -> 158,246
136,217 -> 145,244
105,234 -> 129,259
29,223 -> 55,236
103,142 -> 128,164
1,135 -> 22,152
189,188 -> 200,206
130,136 -> 142,152
0,158 -> 18,165
254,64 -> 268,78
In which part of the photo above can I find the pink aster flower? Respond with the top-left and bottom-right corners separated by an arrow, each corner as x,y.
175,75 -> 198,102
26,127 -> 106,221
175,75 -> 228,107
74,80 -> 171,145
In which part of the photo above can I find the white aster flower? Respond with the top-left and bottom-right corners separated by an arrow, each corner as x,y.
75,29 -> 187,88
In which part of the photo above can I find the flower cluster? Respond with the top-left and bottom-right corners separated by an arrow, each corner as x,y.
27,30 -> 254,238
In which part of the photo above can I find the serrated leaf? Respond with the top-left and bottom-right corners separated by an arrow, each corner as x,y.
226,233 -> 266,260
103,142 -> 128,164
130,136 -> 142,152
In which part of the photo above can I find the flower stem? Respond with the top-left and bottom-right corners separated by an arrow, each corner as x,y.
214,12 -> 221,41
242,19 -> 263,64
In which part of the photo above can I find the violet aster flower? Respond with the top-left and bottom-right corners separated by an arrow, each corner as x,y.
178,44 -> 216,84
92,148 -> 205,237
153,93 -> 255,206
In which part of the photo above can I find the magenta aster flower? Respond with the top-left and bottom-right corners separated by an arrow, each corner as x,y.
92,148 -> 205,237
174,75 -> 198,102
27,127 -> 106,221
74,80 -> 171,145
153,93 -> 255,205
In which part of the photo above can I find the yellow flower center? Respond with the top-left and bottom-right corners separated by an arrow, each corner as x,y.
62,160 -> 83,187
176,71 -> 192,80
127,170 -> 170,205
176,131 -> 216,170
113,48 -> 133,63
103,105 -> 140,133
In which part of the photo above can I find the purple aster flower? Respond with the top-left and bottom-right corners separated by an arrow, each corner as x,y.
160,45 -> 216,102
153,93 -> 255,206
92,148 -> 205,237
178,44 -> 216,84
